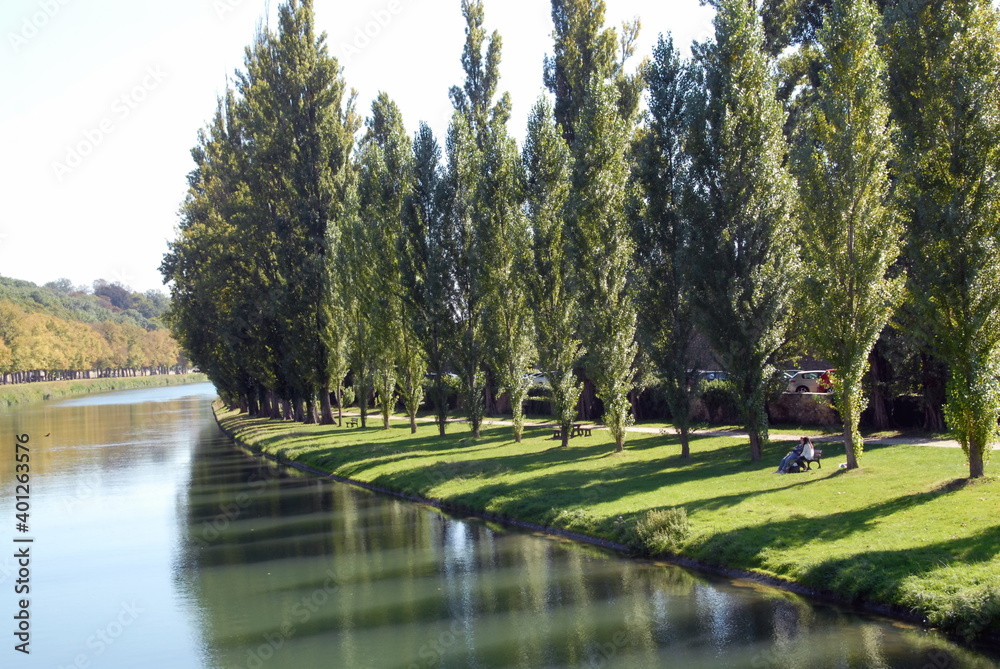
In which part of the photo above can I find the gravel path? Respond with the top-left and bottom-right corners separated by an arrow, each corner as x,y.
337,412 -> 998,449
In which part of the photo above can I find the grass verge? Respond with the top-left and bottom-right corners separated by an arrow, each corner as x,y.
0,373 -> 209,407
214,405 -> 999,642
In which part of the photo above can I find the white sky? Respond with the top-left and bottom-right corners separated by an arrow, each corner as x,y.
0,0 -> 715,294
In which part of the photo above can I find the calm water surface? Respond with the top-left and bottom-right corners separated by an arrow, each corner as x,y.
1,383 -> 997,668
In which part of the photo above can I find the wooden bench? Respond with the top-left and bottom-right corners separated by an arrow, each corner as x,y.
801,449 -> 822,470
346,418 -> 358,428
552,428 -> 562,440
572,424 -> 593,437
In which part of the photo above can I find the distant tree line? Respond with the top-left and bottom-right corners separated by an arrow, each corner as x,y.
0,276 -> 171,330
164,0 -> 1000,479
0,278 -> 187,382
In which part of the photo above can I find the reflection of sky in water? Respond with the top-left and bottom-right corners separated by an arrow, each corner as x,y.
53,381 -> 218,407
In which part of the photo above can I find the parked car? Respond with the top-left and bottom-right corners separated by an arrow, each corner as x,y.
785,370 -> 833,393
526,371 -> 550,387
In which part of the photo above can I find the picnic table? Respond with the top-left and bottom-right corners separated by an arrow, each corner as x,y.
552,423 -> 593,439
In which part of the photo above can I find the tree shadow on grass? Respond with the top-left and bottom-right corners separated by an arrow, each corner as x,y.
370,437 -> 796,518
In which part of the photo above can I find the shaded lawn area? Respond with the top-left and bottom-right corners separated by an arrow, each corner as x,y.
216,407 -> 999,640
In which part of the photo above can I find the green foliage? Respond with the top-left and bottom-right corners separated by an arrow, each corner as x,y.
446,0 -> 518,439
400,124 -> 454,435
524,98 -> 583,446
341,385 -> 356,408
163,0 -> 358,418
355,93 -> 415,429
887,0 -> 1000,477
543,0 -> 645,144
792,0 -> 904,469
686,0 -> 801,461
0,276 -> 168,330
632,507 -> 691,555
633,34 -> 699,457
569,78 -> 639,453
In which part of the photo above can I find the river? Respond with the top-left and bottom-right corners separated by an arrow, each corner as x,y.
0,383 -> 996,668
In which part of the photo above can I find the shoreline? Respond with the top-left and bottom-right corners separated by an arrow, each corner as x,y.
0,373 -> 209,407
211,402 -> 1000,652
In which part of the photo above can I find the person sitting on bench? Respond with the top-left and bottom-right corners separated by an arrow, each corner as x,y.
776,436 -> 811,474
796,437 -> 815,470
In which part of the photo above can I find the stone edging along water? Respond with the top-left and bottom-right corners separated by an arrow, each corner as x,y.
209,404 -> 987,644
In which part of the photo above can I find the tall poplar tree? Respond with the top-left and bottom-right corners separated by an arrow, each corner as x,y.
792,0 -> 903,469
633,35 -> 699,458
544,0 -> 644,145
236,0 -> 357,423
445,0 -> 515,439
887,0 -> 1000,478
687,0 -> 800,462
401,123 -> 455,435
524,98 -> 583,448
356,93 -> 415,430
569,78 -> 639,453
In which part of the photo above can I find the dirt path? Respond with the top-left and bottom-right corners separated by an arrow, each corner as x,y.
338,412 -> 994,449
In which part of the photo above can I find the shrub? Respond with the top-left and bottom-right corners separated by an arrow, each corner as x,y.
695,380 -> 740,424
632,507 -> 690,556
341,386 -> 356,408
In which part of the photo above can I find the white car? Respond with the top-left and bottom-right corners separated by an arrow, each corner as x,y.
785,370 -> 833,394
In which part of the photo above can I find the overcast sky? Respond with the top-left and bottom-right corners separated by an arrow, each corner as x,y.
0,0 -> 715,294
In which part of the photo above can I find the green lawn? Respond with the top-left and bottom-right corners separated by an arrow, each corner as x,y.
215,406 -> 999,641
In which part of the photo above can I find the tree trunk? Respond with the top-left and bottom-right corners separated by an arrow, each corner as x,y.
679,425 -> 690,458
868,346 -> 891,431
841,381 -> 861,470
920,353 -> 946,432
969,442 -> 986,479
748,429 -> 763,462
304,397 -> 317,424
320,386 -> 335,425
336,388 -> 343,427
435,377 -> 447,436
282,398 -> 293,421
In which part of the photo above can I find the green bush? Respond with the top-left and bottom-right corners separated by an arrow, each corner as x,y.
341,386 -> 356,408
699,380 -> 740,424
632,507 -> 690,556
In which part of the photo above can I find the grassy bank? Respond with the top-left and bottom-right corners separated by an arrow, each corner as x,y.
215,406 -> 999,642
0,373 -> 209,407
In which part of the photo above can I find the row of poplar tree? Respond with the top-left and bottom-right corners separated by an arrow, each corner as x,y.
163,0 -> 1000,479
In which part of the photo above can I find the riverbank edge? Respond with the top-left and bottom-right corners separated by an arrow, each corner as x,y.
209,403 -> 998,648
0,373 -> 209,407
